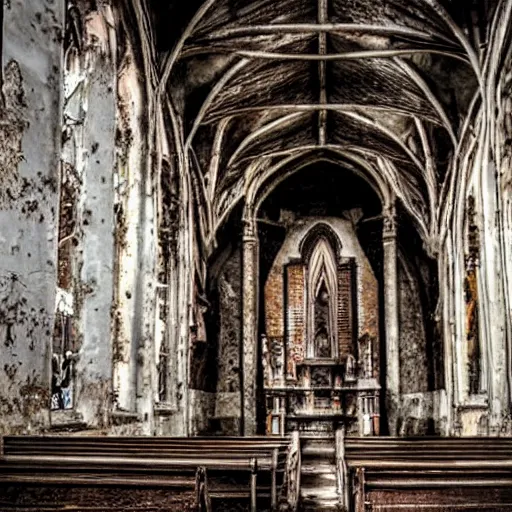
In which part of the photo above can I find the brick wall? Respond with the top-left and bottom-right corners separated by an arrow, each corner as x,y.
286,263 -> 305,378
265,266 -> 284,338
338,260 -> 355,356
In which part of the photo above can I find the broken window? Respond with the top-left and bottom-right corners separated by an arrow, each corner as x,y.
51,3 -> 83,411
51,289 -> 75,410
52,164 -> 79,410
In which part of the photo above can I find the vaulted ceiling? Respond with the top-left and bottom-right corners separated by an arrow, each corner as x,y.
151,0 -> 494,251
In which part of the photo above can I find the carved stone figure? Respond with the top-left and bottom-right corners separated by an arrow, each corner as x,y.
314,328 -> 331,359
345,354 -> 357,382
314,283 -> 333,358
270,338 -> 284,385
262,334 -> 271,387
262,335 -> 285,386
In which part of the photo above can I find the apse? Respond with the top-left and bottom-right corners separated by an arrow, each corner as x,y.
257,161 -> 382,435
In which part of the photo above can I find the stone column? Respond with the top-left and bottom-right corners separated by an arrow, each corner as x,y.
242,216 -> 259,435
383,202 -> 400,435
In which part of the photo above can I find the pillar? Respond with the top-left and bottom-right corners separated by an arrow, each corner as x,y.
242,215 -> 259,435
383,201 -> 400,435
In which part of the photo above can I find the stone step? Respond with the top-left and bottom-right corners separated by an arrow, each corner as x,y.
301,471 -> 337,490
301,462 -> 336,475
301,500 -> 341,512
299,433 -> 334,441
301,487 -> 341,510
301,487 -> 339,499
301,441 -> 336,458
301,501 -> 341,511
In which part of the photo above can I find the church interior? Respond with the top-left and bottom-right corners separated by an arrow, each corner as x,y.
2,0 -> 512,510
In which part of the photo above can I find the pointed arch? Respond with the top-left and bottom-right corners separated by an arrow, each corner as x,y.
300,222 -> 343,263
301,223 -> 342,359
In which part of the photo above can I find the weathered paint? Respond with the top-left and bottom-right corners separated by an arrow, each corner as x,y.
72,5 -> 117,428
1,0 -> 512,441
0,0 -> 64,434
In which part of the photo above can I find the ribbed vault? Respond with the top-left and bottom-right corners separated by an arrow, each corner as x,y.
151,0 -> 495,254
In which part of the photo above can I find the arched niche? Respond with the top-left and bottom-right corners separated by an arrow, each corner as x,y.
300,223 -> 343,360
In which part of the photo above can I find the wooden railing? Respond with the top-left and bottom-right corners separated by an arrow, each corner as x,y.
195,466 -> 212,512
283,430 -> 301,511
335,427 -> 349,511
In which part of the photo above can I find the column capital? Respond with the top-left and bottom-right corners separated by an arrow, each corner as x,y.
382,203 -> 397,239
242,216 -> 258,242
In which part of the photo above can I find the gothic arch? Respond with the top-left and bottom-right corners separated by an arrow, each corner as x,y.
298,224 -> 342,360
300,222 -> 343,264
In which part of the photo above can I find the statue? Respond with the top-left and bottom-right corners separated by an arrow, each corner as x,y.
51,350 -> 76,410
271,338 -> 284,385
262,334 -> 272,387
345,354 -> 357,382
314,328 -> 331,358
262,335 -> 285,386
313,282 -> 333,358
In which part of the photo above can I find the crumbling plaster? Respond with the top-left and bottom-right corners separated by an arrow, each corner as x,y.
2,0 -> 512,439
214,246 -> 243,431
61,2 -> 118,429
0,0 -> 64,434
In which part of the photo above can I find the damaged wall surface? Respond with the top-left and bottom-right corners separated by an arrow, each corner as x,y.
1,0 -> 512,439
0,0 -> 64,434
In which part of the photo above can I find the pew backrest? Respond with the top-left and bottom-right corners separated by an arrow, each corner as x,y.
0,435 -> 291,512
343,437 -> 512,512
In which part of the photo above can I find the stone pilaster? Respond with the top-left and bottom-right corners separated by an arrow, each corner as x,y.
242,216 -> 259,435
383,202 -> 400,434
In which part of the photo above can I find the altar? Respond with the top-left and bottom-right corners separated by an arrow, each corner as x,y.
262,217 -> 380,436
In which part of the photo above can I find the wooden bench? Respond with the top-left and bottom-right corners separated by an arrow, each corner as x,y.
343,437 -> 512,511
0,436 -> 290,512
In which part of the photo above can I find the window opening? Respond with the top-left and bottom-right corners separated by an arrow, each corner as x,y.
51,290 -> 75,410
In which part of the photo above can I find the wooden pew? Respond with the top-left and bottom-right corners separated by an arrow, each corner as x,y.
343,437 -> 512,512
0,436 -> 290,512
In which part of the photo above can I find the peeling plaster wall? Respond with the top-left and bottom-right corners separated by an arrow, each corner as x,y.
0,0 -> 156,436
111,7 -> 158,435
111,31 -> 159,434
72,5 -> 117,428
0,0 -> 64,434
112,42 -> 143,414
398,256 -> 429,395
214,246 -> 242,432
